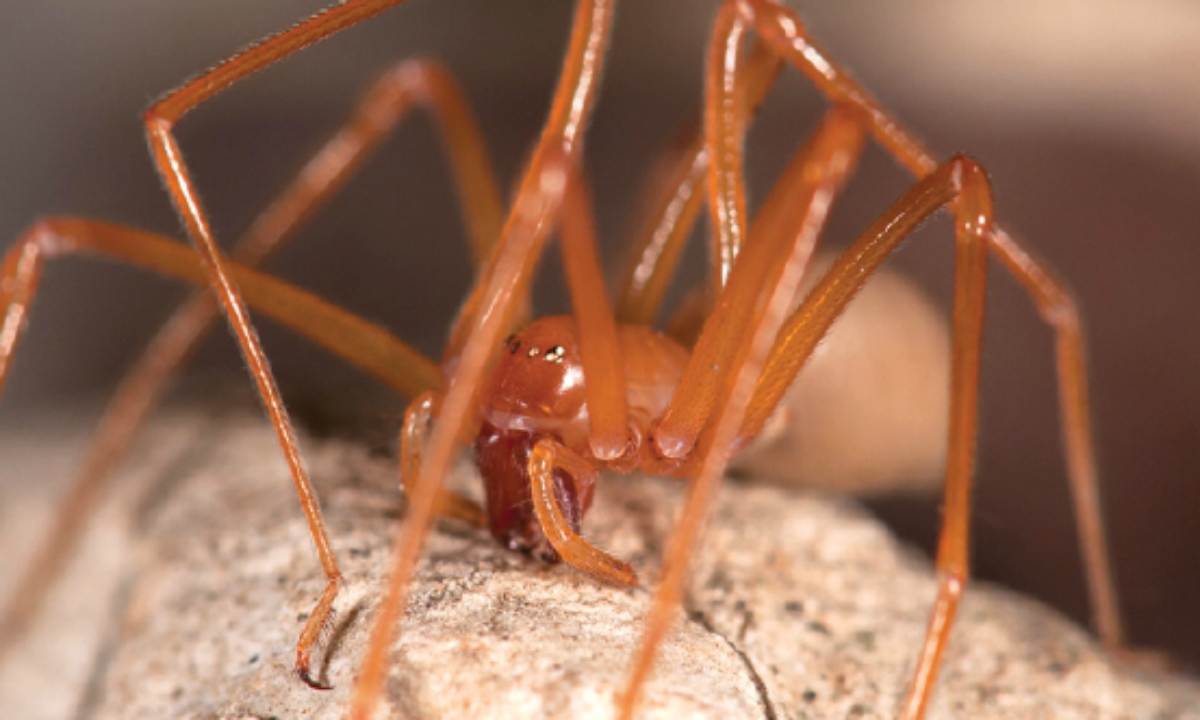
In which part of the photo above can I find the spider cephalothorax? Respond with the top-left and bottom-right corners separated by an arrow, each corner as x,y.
474,316 -> 687,560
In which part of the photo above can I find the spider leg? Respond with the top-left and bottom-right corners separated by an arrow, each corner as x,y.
348,3 -> 616,715
352,142 -> 574,720
0,221 -> 440,399
560,163 -> 630,460
740,0 -> 1123,657
615,39 -> 782,326
440,0 -> 616,370
507,160 -> 638,583
620,9 -> 868,717
0,219 -> 446,692
987,230 -> 1120,652
733,157 -> 992,718
399,391 -> 486,527
138,0 -> 436,688
651,36 -> 868,461
0,218 -> 448,649
0,58 -> 499,664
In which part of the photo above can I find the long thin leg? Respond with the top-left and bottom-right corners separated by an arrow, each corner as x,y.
398,391 -> 486,527
735,158 -> 991,718
515,161 -> 650,578
614,40 -> 782,326
620,9 -> 869,716
626,154 -> 995,718
0,220 -> 439,686
0,218 -> 447,651
535,113 -> 869,597
0,221 -> 440,401
352,144 -> 574,720
137,0 -> 425,687
988,230 -> 1120,651
0,58 -> 500,658
651,103 -> 868,463
739,0 -> 1123,653
559,163 -> 629,461
440,1 -> 615,370
349,3 -> 615,715
614,119 -> 708,326
651,9 -> 867,463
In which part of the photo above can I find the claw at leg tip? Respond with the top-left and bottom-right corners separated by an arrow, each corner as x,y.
298,666 -> 333,691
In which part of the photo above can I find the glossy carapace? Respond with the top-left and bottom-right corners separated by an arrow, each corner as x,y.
475,315 -> 687,558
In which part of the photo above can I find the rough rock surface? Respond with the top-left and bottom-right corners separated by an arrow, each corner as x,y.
2,400 -> 1198,719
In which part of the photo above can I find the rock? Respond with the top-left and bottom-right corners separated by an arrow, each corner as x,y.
1,400 -> 1197,719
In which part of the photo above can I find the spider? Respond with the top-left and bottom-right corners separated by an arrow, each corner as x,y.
0,1 -> 1135,717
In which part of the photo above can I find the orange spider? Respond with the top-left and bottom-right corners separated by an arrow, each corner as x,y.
0,2 -> 1129,718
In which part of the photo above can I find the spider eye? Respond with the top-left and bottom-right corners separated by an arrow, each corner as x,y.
504,334 -> 520,354
543,346 -> 565,364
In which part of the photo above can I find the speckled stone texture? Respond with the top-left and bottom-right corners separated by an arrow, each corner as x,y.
2,400 -> 1198,719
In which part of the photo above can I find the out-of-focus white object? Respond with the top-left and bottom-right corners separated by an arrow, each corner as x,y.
733,254 -> 950,494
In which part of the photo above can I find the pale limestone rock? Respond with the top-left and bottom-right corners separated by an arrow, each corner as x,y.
1,400 -> 1197,719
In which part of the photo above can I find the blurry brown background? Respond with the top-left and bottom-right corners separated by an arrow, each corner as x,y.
1,0 -> 1197,672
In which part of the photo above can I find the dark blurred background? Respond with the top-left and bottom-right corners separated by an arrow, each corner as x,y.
1,0 -> 1197,670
